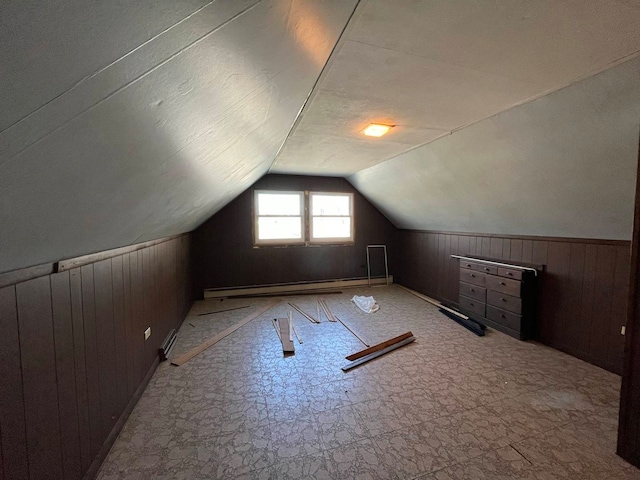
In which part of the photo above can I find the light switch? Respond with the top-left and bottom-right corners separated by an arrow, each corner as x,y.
144,327 -> 151,340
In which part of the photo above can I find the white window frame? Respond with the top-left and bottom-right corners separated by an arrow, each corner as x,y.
253,190 -> 355,246
309,192 -> 355,244
254,190 -> 305,246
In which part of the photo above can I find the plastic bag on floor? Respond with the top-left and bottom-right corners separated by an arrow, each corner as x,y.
351,295 -> 380,314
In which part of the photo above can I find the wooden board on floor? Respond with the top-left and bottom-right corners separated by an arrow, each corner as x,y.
345,331 -> 414,361
171,300 -> 280,366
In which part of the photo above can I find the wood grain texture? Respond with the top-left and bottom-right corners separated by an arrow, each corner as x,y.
193,175 -> 397,294
0,286 -> 29,480
16,276 -> 64,480
171,300 -> 280,366
0,234 -> 194,480
397,230 -> 630,374
50,271 -> 82,480
69,269 -> 92,472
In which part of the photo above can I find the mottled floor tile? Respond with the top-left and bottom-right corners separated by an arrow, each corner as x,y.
97,286 -> 638,480
426,446 -> 536,480
315,404 -> 370,449
270,417 -> 324,460
514,425 -> 629,479
272,452 -> 335,479
210,425 -> 274,477
323,438 -> 392,480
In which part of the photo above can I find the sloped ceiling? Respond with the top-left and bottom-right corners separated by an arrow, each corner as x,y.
351,57 -> 640,240
272,0 -> 640,175
0,0 -> 358,273
2,0 -> 640,273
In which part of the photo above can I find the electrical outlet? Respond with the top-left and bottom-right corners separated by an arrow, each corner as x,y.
144,327 -> 151,340
621,326 -> 626,336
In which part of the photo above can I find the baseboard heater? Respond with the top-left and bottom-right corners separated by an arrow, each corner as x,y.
159,329 -> 177,361
204,275 -> 394,299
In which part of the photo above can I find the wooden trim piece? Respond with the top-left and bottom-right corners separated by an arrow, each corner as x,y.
398,229 -> 630,246
56,234 -> 186,272
289,302 -> 319,324
319,299 -> 337,322
335,315 -> 370,347
197,305 -> 251,316
171,300 -> 280,366
204,276 -> 394,299
0,262 -> 55,288
345,332 -> 413,361
396,284 -> 469,320
342,336 -> 416,371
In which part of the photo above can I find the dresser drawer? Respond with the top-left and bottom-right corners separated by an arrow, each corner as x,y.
487,290 -> 522,314
471,263 -> 498,275
460,260 -> 484,271
459,282 -> 486,302
498,267 -> 523,281
459,268 -> 486,287
486,275 -> 521,297
486,305 -> 522,331
459,295 -> 485,316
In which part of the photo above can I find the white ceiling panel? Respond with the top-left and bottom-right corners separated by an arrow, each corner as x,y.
0,0 -> 357,273
272,0 -> 640,176
350,57 -> 640,240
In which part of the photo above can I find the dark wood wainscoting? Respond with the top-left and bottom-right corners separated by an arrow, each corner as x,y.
193,174 -> 398,294
397,230 -> 630,374
0,235 -> 193,480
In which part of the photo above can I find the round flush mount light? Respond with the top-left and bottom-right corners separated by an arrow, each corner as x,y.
363,123 -> 393,137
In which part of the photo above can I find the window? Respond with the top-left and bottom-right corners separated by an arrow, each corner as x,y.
310,192 -> 354,243
254,190 -> 354,245
254,191 -> 305,245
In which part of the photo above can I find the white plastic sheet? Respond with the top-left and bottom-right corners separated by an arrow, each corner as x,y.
351,295 -> 379,314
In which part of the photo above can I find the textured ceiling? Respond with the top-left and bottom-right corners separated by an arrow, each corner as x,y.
351,57 -> 640,240
2,0 -> 640,273
0,0 -> 358,273
271,0 -> 640,175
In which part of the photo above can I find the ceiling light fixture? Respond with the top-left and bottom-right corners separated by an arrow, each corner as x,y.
363,123 -> 393,137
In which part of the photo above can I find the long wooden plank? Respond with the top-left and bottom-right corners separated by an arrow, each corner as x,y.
50,271 -> 82,480
345,332 -> 413,361
197,305 -> 250,316
171,300 -> 279,366
204,276 -> 393,298
289,302 -> 319,324
16,276 -> 64,480
319,299 -> 337,322
0,286 -> 29,480
396,284 -> 469,320
335,315 -> 370,347
342,337 -> 416,371
56,233 -> 185,272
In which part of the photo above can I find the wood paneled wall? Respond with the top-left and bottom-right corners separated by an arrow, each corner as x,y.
193,175 -> 398,294
0,235 -> 193,480
397,230 -> 630,374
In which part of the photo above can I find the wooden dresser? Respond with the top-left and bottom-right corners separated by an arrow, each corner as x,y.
455,256 -> 539,340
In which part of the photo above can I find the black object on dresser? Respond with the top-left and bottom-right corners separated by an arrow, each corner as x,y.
453,255 -> 540,340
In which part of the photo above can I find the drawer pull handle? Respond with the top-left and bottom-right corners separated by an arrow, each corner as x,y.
507,272 -> 513,276
471,274 -> 475,277
470,289 -> 475,292
501,298 -> 506,302
501,314 -> 506,318
500,282 -> 506,285
470,303 -> 474,306
484,267 -> 490,271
